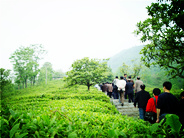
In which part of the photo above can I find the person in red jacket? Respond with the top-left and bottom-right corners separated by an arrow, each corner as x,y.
146,88 -> 161,113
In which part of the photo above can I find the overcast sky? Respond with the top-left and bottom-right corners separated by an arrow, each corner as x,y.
0,0 -> 156,72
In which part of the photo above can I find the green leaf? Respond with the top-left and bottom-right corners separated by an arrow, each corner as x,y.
165,114 -> 181,133
119,131 -> 127,138
150,123 -> 159,133
2,118 -> 9,125
16,133 -> 28,138
108,129 -> 116,137
10,123 -> 20,138
68,132 -> 77,138
9,109 -> 15,117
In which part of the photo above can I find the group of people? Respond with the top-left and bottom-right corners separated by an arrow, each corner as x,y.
100,75 -> 184,128
101,74 -> 143,106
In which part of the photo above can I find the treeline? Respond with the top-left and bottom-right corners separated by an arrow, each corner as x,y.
1,44 -> 65,93
115,61 -> 184,90
9,44 -> 45,88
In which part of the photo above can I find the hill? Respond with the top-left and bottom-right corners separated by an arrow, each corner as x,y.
108,45 -> 144,73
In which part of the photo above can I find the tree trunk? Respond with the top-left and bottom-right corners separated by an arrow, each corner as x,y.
88,85 -> 90,91
31,78 -> 33,86
33,76 -> 36,86
25,79 -> 27,88
22,82 -> 24,89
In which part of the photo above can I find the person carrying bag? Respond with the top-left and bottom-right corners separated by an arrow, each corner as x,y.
145,88 -> 161,124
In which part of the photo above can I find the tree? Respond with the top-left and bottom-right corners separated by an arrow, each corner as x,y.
0,68 -> 13,92
118,60 -> 142,79
101,67 -> 114,83
119,62 -> 129,77
38,62 -> 54,84
65,57 -> 109,90
9,44 -> 46,88
134,0 -> 184,78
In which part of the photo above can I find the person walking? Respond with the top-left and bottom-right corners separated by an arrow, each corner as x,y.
156,81 -> 179,123
126,77 -> 134,103
124,74 -> 127,82
134,84 -> 151,120
117,76 -> 126,106
145,88 -> 161,123
106,82 -> 113,98
134,76 -> 143,96
112,76 -> 119,99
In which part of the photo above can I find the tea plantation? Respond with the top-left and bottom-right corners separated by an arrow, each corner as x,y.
1,80 -> 183,138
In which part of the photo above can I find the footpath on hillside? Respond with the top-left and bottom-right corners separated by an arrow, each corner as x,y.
95,86 -> 139,118
110,98 -> 139,118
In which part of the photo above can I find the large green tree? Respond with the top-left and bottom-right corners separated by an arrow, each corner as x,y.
65,57 -> 109,90
134,0 -> 184,78
10,44 -> 46,88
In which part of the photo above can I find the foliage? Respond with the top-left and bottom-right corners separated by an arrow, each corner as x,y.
0,68 -> 14,93
1,80 -> 183,137
52,69 -> 65,80
134,0 -> 184,78
149,114 -> 183,137
108,45 -> 143,73
38,62 -> 54,84
100,67 -> 114,83
118,60 -> 142,79
65,57 -> 110,90
9,44 -> 46,88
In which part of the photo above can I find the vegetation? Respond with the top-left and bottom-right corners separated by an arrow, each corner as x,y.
134,0 -> 184,78
1,1 -> 184,137
0,68 -> 14,93
38,62 -> 54,85
1,80 -> 183,138
107,46 -> 184,90
118,60 -> 142,79
64,57 -> 111,90
9,44 -> 46,88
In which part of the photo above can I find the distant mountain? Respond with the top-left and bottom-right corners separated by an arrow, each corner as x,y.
108,45 -> 144,73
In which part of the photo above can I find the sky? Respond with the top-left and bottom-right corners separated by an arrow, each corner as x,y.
0,0 -> 156,72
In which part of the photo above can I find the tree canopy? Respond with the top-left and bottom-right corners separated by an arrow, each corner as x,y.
134,0 -> 184,78
0,68 -> 13,92
9,44 -> 46,88
38,62 -> 54,84
65,57 -> 110,90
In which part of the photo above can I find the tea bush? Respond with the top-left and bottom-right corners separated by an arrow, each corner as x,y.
1,80 -> 183,137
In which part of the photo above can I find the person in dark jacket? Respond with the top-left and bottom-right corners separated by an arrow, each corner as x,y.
126,78 -> 134,103
156,81 -> 179,123
134,84 -> 151,120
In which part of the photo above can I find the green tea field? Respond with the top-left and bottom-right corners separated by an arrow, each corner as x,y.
1,80 -> 183,138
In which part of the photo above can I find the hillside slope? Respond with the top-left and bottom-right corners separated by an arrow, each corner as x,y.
1,80 -> 154,137
108,45 -> 144,73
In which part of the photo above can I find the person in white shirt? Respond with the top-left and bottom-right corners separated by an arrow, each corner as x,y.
117,76 -> 126,106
